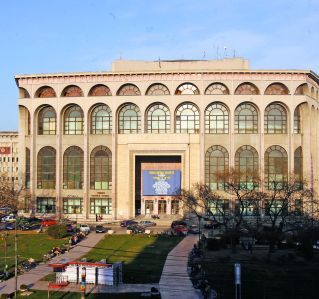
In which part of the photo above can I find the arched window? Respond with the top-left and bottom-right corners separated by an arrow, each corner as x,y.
25,148 -> 30,189
117,84 -> 141,96
205,83 -> 229,95
294,83 -> 309,95
38,106 -> 56,135
35,86 -> 56,98
37,147 -> 56,189
234,103 -> 258,133
235,145 -> 259,188
264,103 -> 287,134
205,145 -> 229,190
64,105 -> 84,135
90,146 -> 112,190
294,147 -> 303,183
146,103 -> 170,133
294,105 -> 301,134
63,146 -> 83,189
19,88 -> 30,99
264,83 -> 289,95
235,83 -> 259,95
91,104 -> 112,134
175,83 -> 199,95
265,145 -> 288,189
205,103 -> 229,133
88,84 -> 112,96
146,83 -> 170,95
175,103 -> 199,133
61,85 -> 83,97
118,103 -> 141,133
311,87 -> 315,98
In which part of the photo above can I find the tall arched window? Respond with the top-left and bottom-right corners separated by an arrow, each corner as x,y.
235,145 -> 259,188
294,106 -> 301,134
205,103 -> 229,133
294,147 -> 303,183
146,83 -> 170,95
25,148 -> 30,189
61,85 -> 83,97
37,147 -> 56,189
118,103 -> 141,133
205,83 -> 229,95
264,83 -> 289,95
205,146 -> 229,190
19,88 -> 30,99
235,83 -> 259,95
146,103 -> 170,133
91,105 -> 112,134
90,146 -> 112,190
265,145 -> 288,189
175,83 -> 199,95
264,103 -> 287,134
64,105 -> 84,135
294,83 -> 309,95
88,84 -> 112,96
175,103 -> 199,133
63,146 -> 83,189
117,84 -> 141,96
35,86 -> 56,98
234,103 -> 258,133
38,106 -> 56,135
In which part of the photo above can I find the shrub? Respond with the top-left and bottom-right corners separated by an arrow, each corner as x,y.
0,294 -> 9,299
47,224 -> 67,239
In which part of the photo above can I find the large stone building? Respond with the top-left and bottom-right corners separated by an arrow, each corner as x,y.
15,58 -> 319,221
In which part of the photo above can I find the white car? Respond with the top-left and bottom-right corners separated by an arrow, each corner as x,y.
79,224 -> 90,234
1,215 -> 16,222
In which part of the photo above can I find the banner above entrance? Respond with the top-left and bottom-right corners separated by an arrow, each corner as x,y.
143,170 -> 181,196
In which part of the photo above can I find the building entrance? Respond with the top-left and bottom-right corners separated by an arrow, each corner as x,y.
145,200 -> 154,214
158,200 -> 167,214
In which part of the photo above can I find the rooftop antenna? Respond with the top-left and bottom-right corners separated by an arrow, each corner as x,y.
233,49 -> 236,58
158,56 -> 161,68
224,46 -> 228,58
202,51 -> 206,59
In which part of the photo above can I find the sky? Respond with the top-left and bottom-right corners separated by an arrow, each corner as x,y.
0,0 -> 319,130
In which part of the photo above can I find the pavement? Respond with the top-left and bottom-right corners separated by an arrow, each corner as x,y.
159,234 -> 201,299
0,232 -> 104,295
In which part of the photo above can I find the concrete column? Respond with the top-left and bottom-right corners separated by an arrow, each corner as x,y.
30,108 -> 36,213
56,105 -> 62,219
83,109 -> 89,220
112,108 -> 117,219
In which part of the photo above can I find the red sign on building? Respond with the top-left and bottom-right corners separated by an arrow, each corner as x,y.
0,147 -> 10,155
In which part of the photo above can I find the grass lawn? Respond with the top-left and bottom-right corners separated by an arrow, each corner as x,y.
200,247 -> 319,299
83,234 -> 183,283
0,232 -> 68,273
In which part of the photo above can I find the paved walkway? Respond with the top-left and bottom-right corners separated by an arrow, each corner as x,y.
159,234 -> 201,299
0,232 -> 104,295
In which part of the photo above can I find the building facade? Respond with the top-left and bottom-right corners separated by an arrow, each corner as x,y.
16,58 -> 319,220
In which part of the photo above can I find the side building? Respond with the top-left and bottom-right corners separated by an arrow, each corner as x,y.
15,58 -> 319,221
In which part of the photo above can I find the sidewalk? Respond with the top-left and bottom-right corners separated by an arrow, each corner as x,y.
0,232 -> 104,295
159,234 -> 201,299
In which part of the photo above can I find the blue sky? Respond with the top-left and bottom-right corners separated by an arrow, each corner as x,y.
1,0 -> 319,130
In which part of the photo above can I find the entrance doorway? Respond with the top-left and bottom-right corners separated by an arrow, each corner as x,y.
171,200 -> 180,215
145,200 -> 154,215
158,200 -> 167,214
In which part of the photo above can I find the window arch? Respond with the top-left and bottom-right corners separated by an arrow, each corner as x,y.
19,87 -> 30,99
117,84 -> 141,96
294,83 -> 309,95
146,103 -> 170,133
61,85 -> 83,97
64,105 -> 84,135
294,105 -> 301,134
63,146 -> 83,189
235,145 -> 259,188
265,145 -> 288,189
234,103 -> 258,133
235,82 -> 259,95
175,83 -> 199,95
264,103 -> 287,134
37,146 -> 56,189
264,83 -> 289,95
90,146 -> 112,190
205,145 -> 229,190
205,103 -> 229,133
118,103 -> 141,133
91,104 -> 112,134
311,87 -> 315,98
88,84 -> 112,96
35,86 -> 56,98
294,147 -> 303,183
175,102 -> 199,133
38,106 -> 56,135
146,83 -> 170,95
205,83 -> 229,95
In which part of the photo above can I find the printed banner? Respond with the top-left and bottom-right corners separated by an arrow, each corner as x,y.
142,170 -> 181,196
0,147 -> 10,155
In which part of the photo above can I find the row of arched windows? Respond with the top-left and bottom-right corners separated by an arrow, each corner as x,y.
36,102 -> 301,135
36,146 -> 112,190
20,82 -> 317,98
205,145 -> 303,190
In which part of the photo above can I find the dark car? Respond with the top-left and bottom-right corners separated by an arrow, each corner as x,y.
120,220 -> 138,227
66,224 -> 75,233
95,225 -> 106,233
5,223 -> 15,230
127,225 -> 145,234
171,220 -> 187,229
204,219 -> 220,229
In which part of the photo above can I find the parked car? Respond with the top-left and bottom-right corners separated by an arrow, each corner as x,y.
188,224 -> 200,234
79,224 -> 90,234
5,223 -> 15,230
66,224 -> 75,233
120,220 -> 138,227
204,219 -> 220,229
41,219 -> 57,227
1,215 -> 16,223
20,223 -> 42,231
127,225 -> 145,234
172,225 -> 188,236
95,225 -> 106,233
171,220 -> 187,229
139,220 -> 156,227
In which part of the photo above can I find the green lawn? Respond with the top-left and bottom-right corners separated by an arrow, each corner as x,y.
0,232 -> 68,273
83,234 -> 183,283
